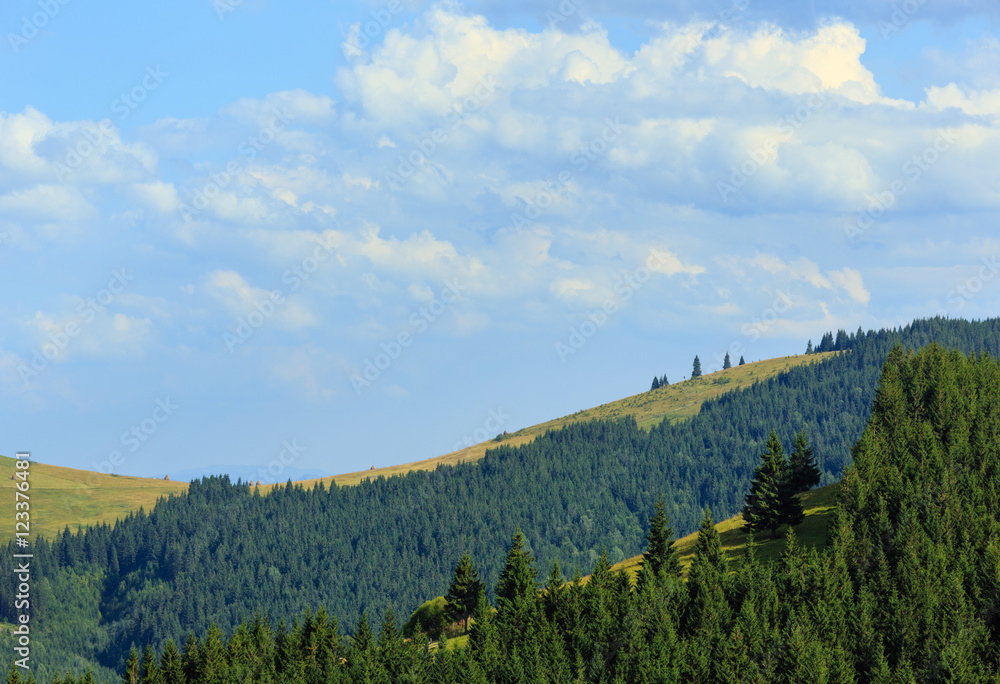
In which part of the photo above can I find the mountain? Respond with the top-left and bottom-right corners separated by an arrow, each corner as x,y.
0,352 -> 832,544
5,316 -> 1000,679
26,338 -> 1000,683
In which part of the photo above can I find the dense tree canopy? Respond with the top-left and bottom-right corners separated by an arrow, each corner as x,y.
6,316 -> 1000,680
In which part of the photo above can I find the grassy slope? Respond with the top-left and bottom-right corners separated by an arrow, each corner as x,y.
0,455 -> 187,542
431,483 -> 840,648
584,483 -> 840,584
0,352 -> 836,542
274,352 -> 837,491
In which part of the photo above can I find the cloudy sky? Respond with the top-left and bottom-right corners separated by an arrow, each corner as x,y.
1,0 -> 998,480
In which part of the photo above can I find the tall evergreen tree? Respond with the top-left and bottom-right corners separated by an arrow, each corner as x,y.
739,355 -> 745,365
122,647 -> 140,684
806,339 -> 813,354
788,431 -> 821,492
723,352 -> 732,370
139,645 -> 161,684
642,495 -> 682,578
742,431 -> 803,538
691,355 -> 702,379
651,376 -> 660,391
158,640 -> 183,684
445,553 -> 485,633
494,529 -> 540,648
661,374 -> 668,386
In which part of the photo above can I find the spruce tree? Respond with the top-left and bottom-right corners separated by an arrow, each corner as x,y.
743,430 -> 785,538
446,552 -> 485,633
692,355 -> 702,379
739,355 -> 745,365
788,431 -> 821,492
723,352 -> 732,370
139,645 -> 161,684
661,374 -> 668,386
642,495 -> 682,578
494,529 -> 540,648
122,647 -> 140,684
159,640 -> 184,684
651,376 -> 660,391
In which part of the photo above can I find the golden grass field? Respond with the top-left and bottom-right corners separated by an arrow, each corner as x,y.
0,456 -> 187,542
0,352 -> 837,542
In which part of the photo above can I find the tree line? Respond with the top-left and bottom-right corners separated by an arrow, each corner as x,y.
15,342 -> 1000,681
6,317 -> 1000,678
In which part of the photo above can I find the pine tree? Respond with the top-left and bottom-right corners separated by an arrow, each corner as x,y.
788,431 -> 821,492
140,645 -> 162,684
723,352 -> 732,370
743,430 -> 788,538
159,640 -> 184,684
651,376 -> 660,391
123,647 -> 141,684
661,374 -> 668,386
446,553 -> 485,633
642,495 -> 682,578
739,355 -> 745,365
806,339 -> 813,354
494,529 -> 540,648
692,355 -> 702,379
684,508 -> 730,681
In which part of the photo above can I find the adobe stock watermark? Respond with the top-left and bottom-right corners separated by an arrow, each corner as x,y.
349,279 -> 464,394
7,0 -> 71,54
452,407 -> 512,451
224,237 -> 337,353
555,248 -> 670,362
844,128 -> 959,244
91,398 -> 179,477
717,91 -> 828,202
341,0 -> 404,58
508,116 -> 626,234
935,255 -> 1000,315
709,288 -> 797,372
213,0 -> 244,20
17,269 -> 135,387
179,106 -> 294,221
674,0 -> 750,68
877,0 -> 927,38
544,0 -> 587,30
255,439 -> 306,485
383,77 -> 498,191
53,66 -> 168,181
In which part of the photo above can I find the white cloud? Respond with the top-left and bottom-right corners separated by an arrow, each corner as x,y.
205,270 -> 318,331
827,267 -> 871,304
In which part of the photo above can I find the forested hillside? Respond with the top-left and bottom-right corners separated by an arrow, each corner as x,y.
4,316 -> 1000,679
14,340 -> 1000,683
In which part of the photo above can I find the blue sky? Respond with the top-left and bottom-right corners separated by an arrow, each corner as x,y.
2,0 -> 999,481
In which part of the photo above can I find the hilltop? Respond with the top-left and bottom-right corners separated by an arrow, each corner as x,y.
274,352 -> 836,490
0,456 -> 187,542
1,352 -> 834,542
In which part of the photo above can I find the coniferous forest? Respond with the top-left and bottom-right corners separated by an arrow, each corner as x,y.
5,317 -> 1000,682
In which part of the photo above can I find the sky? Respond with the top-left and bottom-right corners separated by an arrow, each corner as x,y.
1,0 -> 999,481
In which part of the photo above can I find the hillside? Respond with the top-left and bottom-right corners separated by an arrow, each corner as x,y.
595,482 -> 840,583
0,352 -> 834,542
273,352 -> 837,490
0,455 -> 187,542
6,317 -> 1000,678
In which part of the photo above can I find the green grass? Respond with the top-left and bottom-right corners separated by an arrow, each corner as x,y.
0,454 -> 187,543
278,352 -> 838,491
586,483 -> 840,583
0,352 -> 838,543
